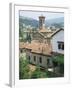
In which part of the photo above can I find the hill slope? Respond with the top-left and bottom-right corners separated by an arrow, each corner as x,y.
19,16 -> 38,28
19,16 -> 64,29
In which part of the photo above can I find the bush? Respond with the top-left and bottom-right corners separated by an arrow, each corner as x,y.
31,67 -> 48,79
19,56 -> 30,79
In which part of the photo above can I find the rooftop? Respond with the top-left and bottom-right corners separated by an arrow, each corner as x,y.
19,42 -> 52,56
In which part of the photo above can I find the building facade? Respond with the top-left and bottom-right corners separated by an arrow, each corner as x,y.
51,29 -> 64,54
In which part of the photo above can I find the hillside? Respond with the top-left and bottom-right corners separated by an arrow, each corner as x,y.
45,17 -> 64,27
19,16 -> 38,28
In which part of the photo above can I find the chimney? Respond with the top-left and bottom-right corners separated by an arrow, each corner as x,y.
39,15 -> 45,30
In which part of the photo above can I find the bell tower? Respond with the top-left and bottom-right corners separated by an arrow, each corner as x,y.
39,15 -> 45,30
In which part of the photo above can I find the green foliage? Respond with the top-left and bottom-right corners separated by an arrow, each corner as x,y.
52,54 -> 64,64
19,54 -> 64,79
19,56 -> 30,79
31,67 -> 48,79
19,57 -> 48,79
19,27 -> 32,42
47,71 -> 63,77
59,64 -> 64,74
52,54 -> 64,74
26,33 -> 31,43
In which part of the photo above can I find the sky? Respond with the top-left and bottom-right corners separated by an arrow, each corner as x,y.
19,10 -> 64,20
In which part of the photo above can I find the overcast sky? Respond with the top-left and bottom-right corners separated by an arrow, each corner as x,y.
19,10 -> 64,20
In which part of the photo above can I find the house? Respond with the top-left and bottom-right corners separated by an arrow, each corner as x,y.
19,41 -> 53,68
51,29 -> 64,54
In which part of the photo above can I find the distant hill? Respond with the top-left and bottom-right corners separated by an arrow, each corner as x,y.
45,17 -> 64,27
19,16 -> 64,29
19,16 -> 38,28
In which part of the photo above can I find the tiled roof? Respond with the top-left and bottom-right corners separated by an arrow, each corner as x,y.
31,43 -> 52,56
39,29 -> 54,38
19,42 -> 52,56
19,42 -> 32,50
39,28 -> 49,33
19,28 -> 63,56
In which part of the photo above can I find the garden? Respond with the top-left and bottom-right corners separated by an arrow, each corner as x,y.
19,54 -> 64,79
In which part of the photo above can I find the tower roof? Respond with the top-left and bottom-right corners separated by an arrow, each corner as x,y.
39,15 -> 45,18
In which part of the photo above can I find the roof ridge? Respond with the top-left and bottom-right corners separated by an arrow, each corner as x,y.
51,28 -> 64,37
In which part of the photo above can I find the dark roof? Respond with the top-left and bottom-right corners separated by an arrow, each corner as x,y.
51,28 -> 64,37
39,15 -> 45,18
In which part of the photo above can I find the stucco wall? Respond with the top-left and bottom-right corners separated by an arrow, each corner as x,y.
26,52 -> 52,68
51,30 -> 64,54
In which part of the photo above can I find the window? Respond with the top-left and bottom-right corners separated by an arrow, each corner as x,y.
39,57 -> 42,63
58,43 -> 61,49
20,49 -> 23,53
34,56 -> 36,62
28,56 -> 30,60
47,59 -> 50,65
28,56 -> 30,63
58,42 -> 64,50
62,44 -> 64,50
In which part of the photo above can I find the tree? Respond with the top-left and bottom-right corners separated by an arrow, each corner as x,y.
19,56 -> 30,79
26,32 -> 31,43
52,54 -> 64,74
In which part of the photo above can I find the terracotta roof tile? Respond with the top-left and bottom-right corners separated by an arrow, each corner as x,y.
19,42 -> 52,56
39,29 -> 49,32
